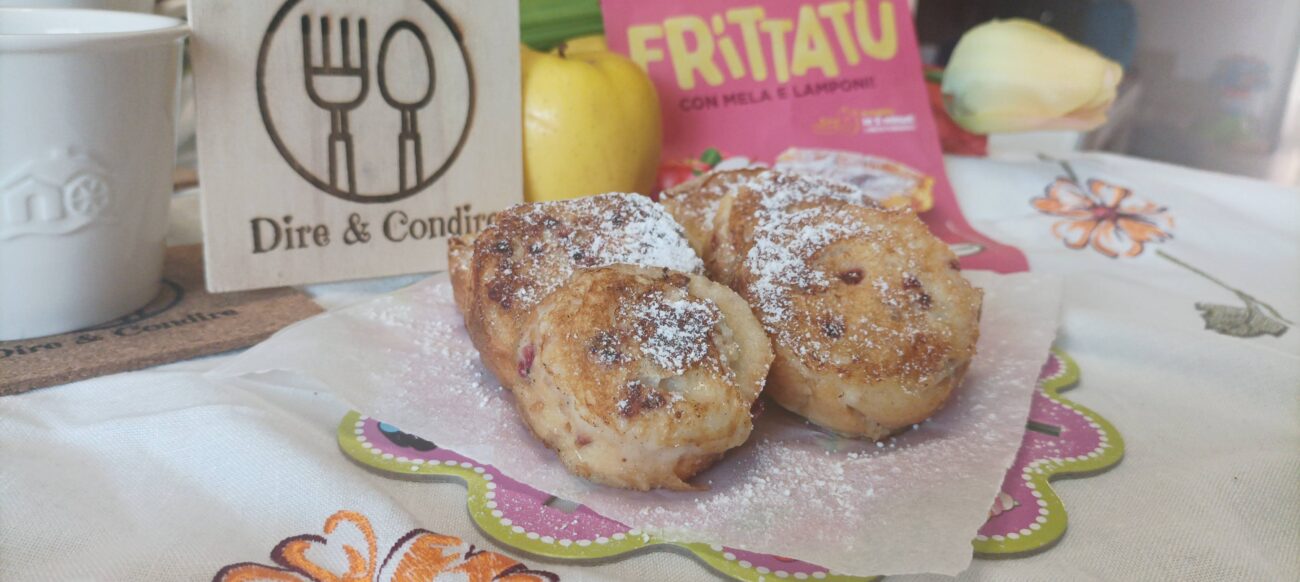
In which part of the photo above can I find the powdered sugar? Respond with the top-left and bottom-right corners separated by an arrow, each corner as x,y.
734,172 -> 875,352
725,171 -> 971,369
741,169 -> 880,212
626,292 -> 720,375
495,193 -> 703,311
530,193 -> 700,272
744,206 -> 860,327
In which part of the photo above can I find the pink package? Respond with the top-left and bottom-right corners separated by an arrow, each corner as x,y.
600,0 -> 1028,272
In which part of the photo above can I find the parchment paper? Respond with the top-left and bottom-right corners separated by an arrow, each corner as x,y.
213,271 -> 1061,576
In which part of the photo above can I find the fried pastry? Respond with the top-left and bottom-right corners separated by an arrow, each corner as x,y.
662,168 -> 869,287
448,235 -> 476,318
658,168 -> 751,260
663,169 -> 983,439
515,265 -> 772,490
449,193 -> 703,391
449,194 -> 774,489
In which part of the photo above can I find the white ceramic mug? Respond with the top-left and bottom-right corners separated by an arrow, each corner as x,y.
0,0 -> 155,12
0,8 -> 188,340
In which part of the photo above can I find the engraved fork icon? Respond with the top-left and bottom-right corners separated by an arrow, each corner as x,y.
301,15 -> 369,195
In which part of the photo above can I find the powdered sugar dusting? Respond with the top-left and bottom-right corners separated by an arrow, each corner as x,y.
627,292 -> 720,375
727,170 -> 970,367
567,193 -> 701,271
742,169 -> 880,212
492,193 -> 703,311
661,170 -> 747,234
744,206 -> 859,327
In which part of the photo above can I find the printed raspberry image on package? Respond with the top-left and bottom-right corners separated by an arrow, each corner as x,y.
601,0 -> 1028,272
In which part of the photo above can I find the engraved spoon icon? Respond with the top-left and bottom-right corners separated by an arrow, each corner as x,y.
377,21 -> 436,192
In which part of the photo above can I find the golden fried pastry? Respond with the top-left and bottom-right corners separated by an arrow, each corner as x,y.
662,168 -> 865,286
659,169 -> 754,258
449,193 -> 703,391
448,235 -> 476,318
664,169 -> 983,439
515,265 -> 772,490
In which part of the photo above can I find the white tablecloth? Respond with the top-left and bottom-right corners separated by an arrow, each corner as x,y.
2,153 -> 1297,581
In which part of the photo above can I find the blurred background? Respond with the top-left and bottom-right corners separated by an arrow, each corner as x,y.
917,0 -> 1300,185
122,0 -> 1300,188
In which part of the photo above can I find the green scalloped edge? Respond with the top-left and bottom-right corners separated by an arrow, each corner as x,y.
337,348 -> 1119,578
338,411 -> 876,581
971,349 -> 1125,557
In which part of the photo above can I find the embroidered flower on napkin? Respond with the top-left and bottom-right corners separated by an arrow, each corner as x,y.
213,510 -> 558,582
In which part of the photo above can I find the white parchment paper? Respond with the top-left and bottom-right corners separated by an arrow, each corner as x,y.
213,271 -> 1061,576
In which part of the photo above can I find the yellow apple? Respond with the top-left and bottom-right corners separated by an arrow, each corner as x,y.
521,40 -> 662,202
553,34 -> 607,55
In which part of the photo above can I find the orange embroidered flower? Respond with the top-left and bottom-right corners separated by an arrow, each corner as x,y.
213,510 -> 557,582
1032,177 -> 1174,258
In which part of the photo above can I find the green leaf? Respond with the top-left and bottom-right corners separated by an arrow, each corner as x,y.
1195,301 -> 1289,338
520,0 -> 604,51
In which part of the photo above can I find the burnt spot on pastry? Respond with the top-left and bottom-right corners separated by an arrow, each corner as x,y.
915,290 -> 933,310
488,279 -> 514,309
949,259 -> 962,271
587,330 -> 629,366
661,270 -> 691,288
617,380 -> 666,418
820,316 -> 845,339
570,249 -> 598,267
490,239 -> 512,255
839,269 -> 864,285
902,274 -> 932,310
528,241 -> 545,255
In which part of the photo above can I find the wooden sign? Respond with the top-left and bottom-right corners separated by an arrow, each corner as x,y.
190,0 -> 521,291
